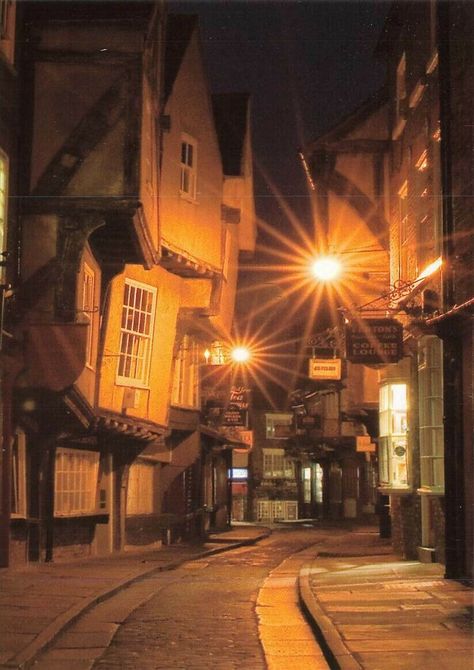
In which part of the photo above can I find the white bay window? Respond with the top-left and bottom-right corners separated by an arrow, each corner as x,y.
418,336 -> 444,492
379,382 -> 409,488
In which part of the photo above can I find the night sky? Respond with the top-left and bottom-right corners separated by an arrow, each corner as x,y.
170,0 -> 389,245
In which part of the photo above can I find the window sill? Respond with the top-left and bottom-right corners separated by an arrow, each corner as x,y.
378,485 -> 413,496
179,191 -> 197,204
417,487 -> 445,497
54,511 -> 109,519
115,379 -> 150,390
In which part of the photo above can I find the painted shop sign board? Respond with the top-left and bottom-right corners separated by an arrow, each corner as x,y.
309,358 -> 342,380
345,319 -> 403,364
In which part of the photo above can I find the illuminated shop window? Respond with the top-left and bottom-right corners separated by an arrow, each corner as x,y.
303,467 -> 311,503
379,382 -> 409,488
314,463 -> 323,503
262,448 -> 294,479
229,468 -> 248,480
54,448 -> 100,516
418,336 -> 444,492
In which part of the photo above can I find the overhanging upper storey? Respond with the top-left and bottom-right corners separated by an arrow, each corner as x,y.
19,1 -> 164,270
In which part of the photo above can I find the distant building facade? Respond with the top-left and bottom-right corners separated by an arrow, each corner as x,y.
297,92 -> 390,524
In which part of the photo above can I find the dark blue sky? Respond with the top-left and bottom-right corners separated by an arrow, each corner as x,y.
170,0 -> 389,239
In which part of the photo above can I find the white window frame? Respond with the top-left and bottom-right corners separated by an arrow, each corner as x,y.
265,413 -> 293,439
11,429 -> 27,518
127,460 -> 155,515
262,448 -> 294,479
116,279 -> 156,388
418,336 -> 444,493
180,134 -> 197,200
82,261 -> 96,369
379,382 -> 409,489
54,448 -> 100,517
171,334 -> 201,409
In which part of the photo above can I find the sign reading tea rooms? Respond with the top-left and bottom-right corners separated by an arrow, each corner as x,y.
345,318 -> 403,364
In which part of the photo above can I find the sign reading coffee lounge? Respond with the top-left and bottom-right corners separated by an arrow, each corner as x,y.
345,318 -> 403,364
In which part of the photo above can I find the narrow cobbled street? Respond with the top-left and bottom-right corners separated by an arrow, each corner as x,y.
32,528 -> 329,670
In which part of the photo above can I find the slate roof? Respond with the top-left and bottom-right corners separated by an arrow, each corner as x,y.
212,93 -> 250,177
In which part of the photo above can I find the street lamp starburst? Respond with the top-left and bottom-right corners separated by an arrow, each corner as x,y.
231,346 -> 251,363
310,256 -> 342,282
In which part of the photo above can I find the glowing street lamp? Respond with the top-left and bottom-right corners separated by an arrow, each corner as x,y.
203,341 -> 252,365
310,255 -> 342,282
230,346 -> 251,364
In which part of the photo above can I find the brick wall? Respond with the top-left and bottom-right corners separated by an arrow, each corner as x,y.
390,494 -> 421,559
52,517 -> 96,561
429,496 -> 446,563
447,2 -> 474,304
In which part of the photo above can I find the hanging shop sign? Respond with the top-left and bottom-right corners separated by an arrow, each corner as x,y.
309,357 -> 342,380
345,318 -> 403,364
356,436 -> 376,452
223,386 -> 250,427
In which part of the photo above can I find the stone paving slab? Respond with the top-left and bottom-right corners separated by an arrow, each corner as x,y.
298,530 -> 474,670
357,650 -> 474,670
